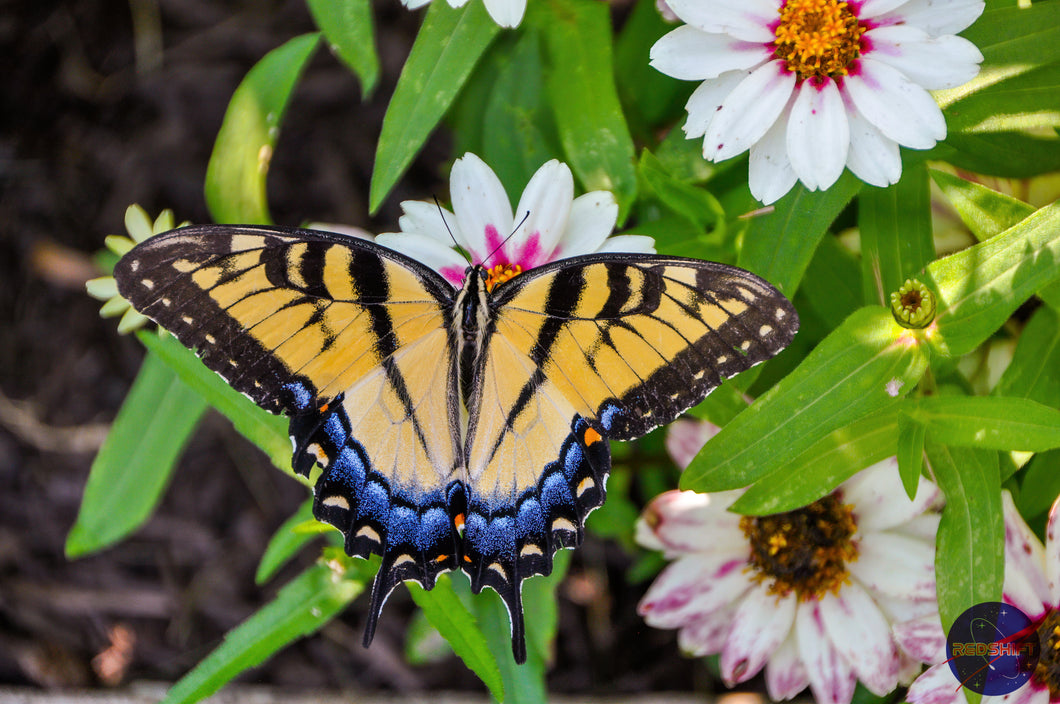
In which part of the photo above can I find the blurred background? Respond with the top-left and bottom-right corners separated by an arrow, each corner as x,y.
1,0 -> 702,695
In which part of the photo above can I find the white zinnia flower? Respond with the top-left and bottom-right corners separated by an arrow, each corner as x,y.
400,0 -> 526,29
378,153 -> 655,287
649,0 -> 986,203
638,449 -> 945,704
907,493 -> 1060,704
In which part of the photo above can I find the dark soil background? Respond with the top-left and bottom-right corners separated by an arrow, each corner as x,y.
1,0 -> 705,694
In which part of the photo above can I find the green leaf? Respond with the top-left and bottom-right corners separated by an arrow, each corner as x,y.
730,408 -> 899,515
138,332 -> 295,477
255,499 -> 317,585
306,0 -> 380,98
369,0 -> 500,213
994,305 -> 1060,406
907,396 -> 1060,451
897,412 -> 926,500
926,201 -> 1060,357
638,149 -> 725,233
932,132 -> 1060,179
205,33 -> 321,225
858,161 -> 933,305
539,0 -> 637,221
1018,449 -> 1060,519
801,235 -> 862,324
66,352 -> 206,557
944,63 -> 1060,136
929,442 -> 1003,636
162,561 -> 364,704
409,577 -> 503,701
738,175 -> 861,297
958,1 -> 1060,68
481,28 -> 560,200
682,307 -> 928,493
930,169 -> 1035,241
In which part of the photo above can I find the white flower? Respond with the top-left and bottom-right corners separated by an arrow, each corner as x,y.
378,153 -> 655,287
637,455 -> 945,704
649,0 -> 985,204
907,493 -> 1060,704
400,0 -> 526,28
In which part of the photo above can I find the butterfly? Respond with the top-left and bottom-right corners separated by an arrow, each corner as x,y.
114,224 -> 799,663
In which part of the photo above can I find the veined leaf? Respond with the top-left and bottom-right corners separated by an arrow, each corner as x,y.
897,411 -> 927,500
256,499 -> 319,585
205,33 -> 320,225
683,307 -> 929,493
926,201 -> 1060,357
66,352 -> 206,557
138,332 -> 295,478
994,305 -> 1060,407
369,1 -> 499,213
930,169 -> 1035,241
162,561 -> 364,704
307,0 -> 380,98
907,396 -> 1060,452
409,576 -> 503,701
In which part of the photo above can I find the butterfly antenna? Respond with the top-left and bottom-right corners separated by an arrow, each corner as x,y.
483,210 -> 530,268
433,196 -> 471,264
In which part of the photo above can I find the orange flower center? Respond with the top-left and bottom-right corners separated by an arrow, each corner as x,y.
773,0 -> 866,80
740,493 -> 859,600
484,262 -> 523,291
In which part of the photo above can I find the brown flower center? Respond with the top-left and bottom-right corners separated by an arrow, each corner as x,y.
1034,609 -> 1060,698
484,262 -> 522,291
773,0 -> 867,81
739,493 -> 859,600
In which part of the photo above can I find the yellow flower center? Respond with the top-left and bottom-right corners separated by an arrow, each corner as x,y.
1034,610 -> 1060,697
773,0 -> 866,81
484,262 -> 523,291
739,493 -> 859,600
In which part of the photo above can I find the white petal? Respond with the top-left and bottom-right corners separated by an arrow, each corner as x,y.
665,418 -> 720,470
848,532 -> 937,601
483,0 -> 524,27
786,78 -> 849,191
905,662 -> 965,704
873,592 -> 941,624
450,153 -> 514,263
403,0 -> 433,8
721,585 -> 796,684
844,105 -> 903,187
397,199 -> 458,242
766,629 -> 810,700
705,61 -> 795,162
594,234 -> 657,254
1047,495 -> 1060,602
683,69 -> 751,139
796,602 -> 858,704
894,512 -> 942,543
820,586 -> 900,695
866,26 -> 984,90
664,0 -> 778,41
1003,562 -> 1048,620
677,608 -> 735,656
748,108 -> 798,204
374,233 -> 468,285
843,457 -> 940,532
877,0 -> 985,36
844,58 -> 946,149
858,0 -> 914,19
447,0 -> 470,6
637,489 -> 747,556
639,553 -> 751,628
555,191 -> 619,258
510,159 -> 573,268
892,613 -> 946,663
1002,491 -> 1051,608
650,26 -> 771,81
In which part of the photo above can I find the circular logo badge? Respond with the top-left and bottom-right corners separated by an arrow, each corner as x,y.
946,602 -> 1041,695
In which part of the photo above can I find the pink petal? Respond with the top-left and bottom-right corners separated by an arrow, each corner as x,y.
796,602 -> 858,704
705,60 -> 795,162
450,153 -> 513,263
650,26 -> 771,81
721,585 -> 796,684
637,489 -> 746,556
1002,491 -> 1050,608
892,612 -> 946,663
1045,494 -> 1060,603
374,233 -> 469,286
905,662 -> 965,704
819,586 -> 900,695
677,607 -> 735,656
639,553 -> 750,628
665,418 -> 720,469
786,78 -> 849,191
844,58 -> 946,149
766,630 -> 811,700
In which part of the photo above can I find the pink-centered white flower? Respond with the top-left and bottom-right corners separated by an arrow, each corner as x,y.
377,153 -> 655,288
639,423 -> 946,704
907,493 -> 1060,704
649,0 -> 986,204
400,0 -> 525,29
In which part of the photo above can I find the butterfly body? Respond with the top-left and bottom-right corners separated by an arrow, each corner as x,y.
114,224 -> 798,663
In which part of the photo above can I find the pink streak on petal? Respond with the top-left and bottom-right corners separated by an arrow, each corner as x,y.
483,224 -> 503,265
440,265 -> 466,286
514,231 -> 542,269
